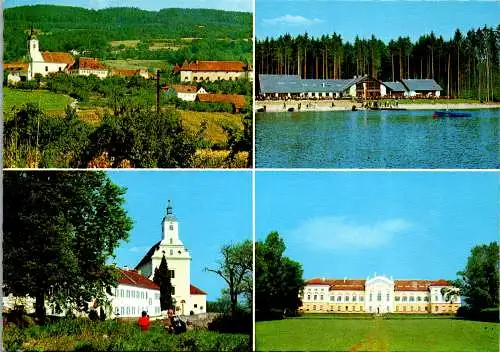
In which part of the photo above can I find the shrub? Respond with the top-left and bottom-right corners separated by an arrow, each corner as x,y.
208,311 -> 251,334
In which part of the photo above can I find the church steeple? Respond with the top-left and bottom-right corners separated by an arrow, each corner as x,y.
162,200 -> 179,244
165,200 -> 176,222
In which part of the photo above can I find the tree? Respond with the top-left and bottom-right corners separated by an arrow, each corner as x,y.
205,240 -> 252,316
153,255 -> 174,311
255,232 -> 304,319
441,286 -> 460,304
3,171 -> 133,323
456,242 -> 499,312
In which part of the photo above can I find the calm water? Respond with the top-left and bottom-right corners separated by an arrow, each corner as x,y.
256,109 -> 499,168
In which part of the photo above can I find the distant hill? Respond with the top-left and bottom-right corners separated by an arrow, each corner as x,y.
4,5 -> 252,62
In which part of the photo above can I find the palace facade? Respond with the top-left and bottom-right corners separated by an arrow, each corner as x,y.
301,275 -> 460,314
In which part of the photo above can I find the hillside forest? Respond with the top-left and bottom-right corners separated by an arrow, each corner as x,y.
256,26 -> 500,101
4,5 -> 253,64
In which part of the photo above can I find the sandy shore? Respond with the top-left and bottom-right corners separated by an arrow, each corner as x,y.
255,100 -> 500,113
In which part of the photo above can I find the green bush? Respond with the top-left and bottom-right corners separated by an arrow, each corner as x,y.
208,311 -> 252,334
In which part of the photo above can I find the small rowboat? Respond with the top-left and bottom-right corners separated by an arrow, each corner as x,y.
432,111 -> 472,118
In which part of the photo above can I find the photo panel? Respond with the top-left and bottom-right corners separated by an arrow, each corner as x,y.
255,170 -> 499,350
254,0 -> 500,168
3,170 -> 252,350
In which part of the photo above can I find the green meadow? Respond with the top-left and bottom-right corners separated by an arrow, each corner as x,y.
3,87 -> 72,115
255,314 -> 499,351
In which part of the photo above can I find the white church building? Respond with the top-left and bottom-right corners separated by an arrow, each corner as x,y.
27,30 -> 74,80
134,201 -> 207,316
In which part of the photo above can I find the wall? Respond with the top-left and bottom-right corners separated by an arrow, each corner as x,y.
108,284 -> 161,318
78,68 -> 108,79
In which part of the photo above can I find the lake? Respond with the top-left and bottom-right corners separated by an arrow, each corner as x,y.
255,109 -> 499,168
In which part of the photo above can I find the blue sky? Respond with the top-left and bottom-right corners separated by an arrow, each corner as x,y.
5,0 -> 252,12
106,171 -> 252,301
257,0 -> 500,42
256,171 -> 498,281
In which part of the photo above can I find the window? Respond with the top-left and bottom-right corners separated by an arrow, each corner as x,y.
137,290 -> 140,298
45,66 -> 48,72
126,290 -> 130,298
194,304 -> 197,308
314,295 -> 317,300
353,296 -> 357,302
146,292 -> 148,300
402,296 -> 408,302
417,296 -> 422,302
345,296 -> 349,302
169,224 -> 173,230
369,293 -> 372,301
320,295 -> 323,300
330,296 -> 335,301
132,307 -> 135,315
169,270 -> 175,279
141,292 -> 144,299
307,295 -> 311,300
424,296 -> 429,302
33,44 -> 36,48
170,238 -> 173,244
132,291 -> 135,298
360,296 -> 364,302
377,292 -> 382,301
170,249 -> 173,255
121,307 -> 124,315
126,307 -> 130,315
369,306 -> 372,312
395,296 -> 400,301
58,67 -> 61,72
386,293 -> 390,301
194,76 -> 198,81
435,295 -> 438,301
337,296 -> 341,302
409,297 -> 415,302
149,298 -> 152,306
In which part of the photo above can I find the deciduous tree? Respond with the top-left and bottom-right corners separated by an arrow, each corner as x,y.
3,171 -> 133,323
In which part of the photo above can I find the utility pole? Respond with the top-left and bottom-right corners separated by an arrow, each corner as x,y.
156,70 -> 160,114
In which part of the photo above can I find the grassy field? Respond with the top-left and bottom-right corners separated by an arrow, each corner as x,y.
256,315 -> 499,351
103,59 -> 167,71
3,87 -> 72,115
4,318 -> 249,351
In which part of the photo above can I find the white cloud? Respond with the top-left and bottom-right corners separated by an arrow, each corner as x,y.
290,216 -> 412,250
262,14 -> 324,26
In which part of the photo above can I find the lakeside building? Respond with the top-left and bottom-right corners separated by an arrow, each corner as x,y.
258,74 -> 442,99
301,276 -> 460,314
3,202 -> 207,318
175,60 -> 253,82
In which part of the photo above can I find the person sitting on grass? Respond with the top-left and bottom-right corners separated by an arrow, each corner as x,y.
165,309 -> 187,334
138,311 -> 150,331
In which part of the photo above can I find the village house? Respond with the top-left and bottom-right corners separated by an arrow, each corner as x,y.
197,93 -> 247,113
111,68 -> 150,80
77,57 -> 108,79
4,63 -> 28,84
301,275 -> 460,314
167,84 -> 207,101
176,60 -> 252,82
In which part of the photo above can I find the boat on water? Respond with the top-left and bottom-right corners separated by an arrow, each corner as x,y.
433,111 -> 472,118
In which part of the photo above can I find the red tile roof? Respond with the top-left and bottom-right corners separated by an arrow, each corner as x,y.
180,60 -> 247,72
394,280 -> 431,292
430,279 -> 453,286
118,268 -> 159,290
197,93 -> 246,109
172,84 -> 198,93
79,57 -> 107,70
112,68 -> 145,77
305,278 -> 331,286
4,62 -> 28,71
190,284 -> 207,295
305,278 -> 365,291
41,52 -> 74,65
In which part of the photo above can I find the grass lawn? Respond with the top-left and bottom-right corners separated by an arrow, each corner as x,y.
256,315 -> 499,351
3,87 -> 72,115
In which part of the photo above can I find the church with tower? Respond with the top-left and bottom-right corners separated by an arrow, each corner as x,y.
134,201 -> 207,315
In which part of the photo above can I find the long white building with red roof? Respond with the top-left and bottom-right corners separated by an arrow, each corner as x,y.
301,275 -> 460,314
176,60 -> 253,82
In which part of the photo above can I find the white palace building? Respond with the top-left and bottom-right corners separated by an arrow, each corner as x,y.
301,275 -> 460,314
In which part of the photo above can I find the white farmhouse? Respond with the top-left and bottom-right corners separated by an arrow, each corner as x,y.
176,60 -> 251,83
27,31 -> 74,80
135,201 -> 207,315
169,84 -> 207,101
77,57 -> 108,79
